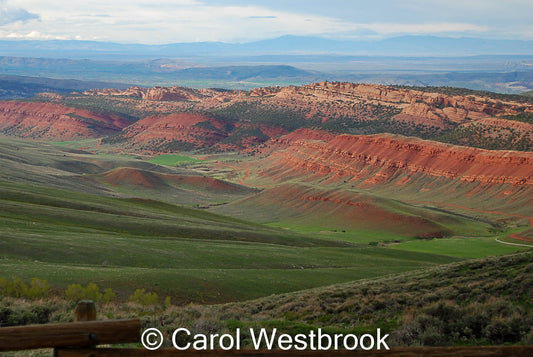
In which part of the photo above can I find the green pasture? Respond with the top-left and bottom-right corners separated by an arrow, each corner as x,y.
390,235 -> 530,259
0,179 -> 463,304
148,154 -> 201,166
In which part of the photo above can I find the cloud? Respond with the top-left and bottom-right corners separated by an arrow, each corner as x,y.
0,1 -> 368,43
0,0 -> 39,26
0,0 -> 529,43
248,16 -> 277,19
3,30 -> 67,40
364,22 -> 489,36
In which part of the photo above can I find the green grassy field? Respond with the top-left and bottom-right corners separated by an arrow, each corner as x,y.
2,175 -> 527,305
0,178 -> 465,304
185,251 -> 533,347
2,250 -> 530,347
49,138 -> 101,148
213,182 -> 497,245
390,235 -> 529,258
148,154 -> 202,166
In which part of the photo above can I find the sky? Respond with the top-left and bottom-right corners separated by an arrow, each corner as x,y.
1,0 -> 532,44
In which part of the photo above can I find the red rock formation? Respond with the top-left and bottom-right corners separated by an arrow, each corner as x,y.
257,131 -> 533,187
107,112 -> 290,152
81,82 -> 533,141
37,81 -> 533,153
127,86 -> 193,101
84,86 -> 220,102
246,82 -> 531,134
0,101 -> 131,140
112,113 -> 231,151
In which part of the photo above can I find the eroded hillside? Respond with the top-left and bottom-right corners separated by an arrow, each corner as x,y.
9,81 -> 529,151
0,100 -> 132,140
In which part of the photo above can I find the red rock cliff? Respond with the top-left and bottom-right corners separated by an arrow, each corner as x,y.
0,101 -> 131,140
259,132 -> 533,187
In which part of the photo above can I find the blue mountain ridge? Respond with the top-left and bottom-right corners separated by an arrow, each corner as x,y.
1,35 -> 531,60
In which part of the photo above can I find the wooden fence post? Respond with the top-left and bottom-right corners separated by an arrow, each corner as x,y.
74,300 -> 97,322
54,300 -> 98,356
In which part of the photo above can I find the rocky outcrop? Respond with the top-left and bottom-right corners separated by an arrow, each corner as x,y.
257,131 -> 533,187
23,81 -> 533,152
134,86 -> 191,101
103,112 -> 291,152
84,86 -> 242,103
106,113 -> 231,152
0,101 -> 131,140
80,82 -> 533,146
85,86 -> 198,101
277,82 -> 530,126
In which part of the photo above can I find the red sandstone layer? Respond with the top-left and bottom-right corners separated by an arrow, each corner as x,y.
0,101 -> 131,140
258,130 -> 533,187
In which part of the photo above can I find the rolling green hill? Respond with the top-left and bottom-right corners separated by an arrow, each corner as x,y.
172,251 -> 533,347
4,137 -> 511,304
1,178 -> 473,303
4,251 -> 530,347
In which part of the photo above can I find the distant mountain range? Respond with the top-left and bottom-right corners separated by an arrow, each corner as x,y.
1,35 -> 532,60
1,35 -> 532,94
0,75 -> 131,99
1,58 -> 532,94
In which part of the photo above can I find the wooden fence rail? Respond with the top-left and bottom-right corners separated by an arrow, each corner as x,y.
0,318 -> 140,351
52,346 -> 533,357
0,301 -> 532,356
